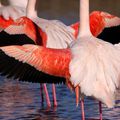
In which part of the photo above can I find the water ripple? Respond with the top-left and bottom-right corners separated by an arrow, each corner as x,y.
0,78 -> 119,120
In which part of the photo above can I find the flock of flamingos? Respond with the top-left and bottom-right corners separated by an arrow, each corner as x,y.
0,0 -> 120,120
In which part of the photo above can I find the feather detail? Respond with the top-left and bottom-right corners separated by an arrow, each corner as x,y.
31,17 -> 75,48
70,35 -> 120,108
0,45 -> 71,78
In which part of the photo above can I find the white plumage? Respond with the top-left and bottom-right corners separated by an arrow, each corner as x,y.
69,0 -> 120,109
29,17 -> 75,49
0,0 -> 27,20
26,0 -> 75,49
70,35 -> 120,108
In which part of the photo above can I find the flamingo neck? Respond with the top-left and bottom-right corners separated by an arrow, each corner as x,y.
78,0 -> 92,38
0,1 -> 3,7
26,0 -> 37,18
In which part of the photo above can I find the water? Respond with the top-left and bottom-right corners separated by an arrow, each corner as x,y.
0,78 -> 120,120
0,0 -> 120,120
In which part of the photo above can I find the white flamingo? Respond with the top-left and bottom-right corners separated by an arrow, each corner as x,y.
70,0 -> 120,119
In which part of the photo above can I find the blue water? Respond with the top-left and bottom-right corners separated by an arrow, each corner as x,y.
0,78 -> 120,120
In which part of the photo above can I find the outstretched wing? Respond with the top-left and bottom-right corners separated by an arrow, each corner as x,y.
0,45 -> 71,84
0,16 -> 47,46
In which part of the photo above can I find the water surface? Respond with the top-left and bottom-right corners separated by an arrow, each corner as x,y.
0,78 -> 120,120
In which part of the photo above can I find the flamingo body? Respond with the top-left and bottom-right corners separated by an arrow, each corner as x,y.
70,0 -> 120,108
70,35 -> 120,107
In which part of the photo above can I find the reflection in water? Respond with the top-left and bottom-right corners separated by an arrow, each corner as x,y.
0,78 -> 120,120
0,79 -> 35,120
0,0 -> 120,120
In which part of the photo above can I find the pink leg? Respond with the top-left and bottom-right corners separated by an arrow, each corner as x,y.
43,83 -> 51,107
99,101 -> 103,120
52,83 -> 57,107
80,98 -> 85,120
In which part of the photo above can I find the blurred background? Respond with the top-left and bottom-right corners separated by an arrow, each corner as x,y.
1,0 -> 120,25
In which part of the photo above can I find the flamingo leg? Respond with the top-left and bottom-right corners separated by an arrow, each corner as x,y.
75,86 -> 80,106
52,83 -> 57,107
40,84 -> 44,106
80,98 -> 85,120
43,83 -> 51,107
75,86 -> 85,120
99,101 -> 103,120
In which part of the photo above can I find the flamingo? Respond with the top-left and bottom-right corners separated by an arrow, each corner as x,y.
0,0 -> 120,119
70,0 -> 120,120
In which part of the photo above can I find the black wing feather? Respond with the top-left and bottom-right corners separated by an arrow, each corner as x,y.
0,31 -> 35,46
98,25 -> 120,44
0,50 -> 65,84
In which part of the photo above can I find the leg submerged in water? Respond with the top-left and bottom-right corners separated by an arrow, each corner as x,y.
43,83 -> 51,107
99,101 -> 103,120
40,84 -> 44,107
52,84 -> 57,107
80,98 -> 85,120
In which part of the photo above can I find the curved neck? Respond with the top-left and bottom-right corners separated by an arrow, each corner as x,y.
78,0 -> 92,38
26,0 -> 37,18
